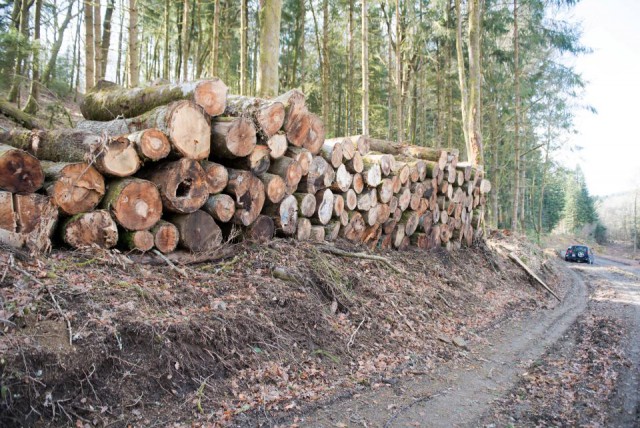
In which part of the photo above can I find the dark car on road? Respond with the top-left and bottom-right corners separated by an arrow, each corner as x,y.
565,245 -> 594,264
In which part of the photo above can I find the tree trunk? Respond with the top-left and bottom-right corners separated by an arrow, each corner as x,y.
263,194 -> 298,235
467,0 -> 483,166
257,0 -> 282,97
245,214 -> 275,242
210,0 -> 220,77
102,178 -> 163,230
225,169 -> 265,226
180,0 -> 190,80
42,1 -> 74,86
143,158 -> 208,213
295,217 -> 311,240
0,97 -> 42,129
169,210 -> 221,251
119,229 -> 154,251
101,0 -> 115,77
163,0 -> 170,80
42,161 -> 105,215
1,129 -> 141,177
84,0 -> 95,90
258,173 -> 286,204
62,210 -> 119,249
0,144 -> 44,193
77,100 -> 211,160
151,219 -> 179,253
224,95 -> 285,138
361,0 -> 369,135
211,117 -> 257,158
202,193 -> 235,222
128,0 -> 139,87
23,0 -> 42,115
511,0 -> 520,231
240,0 -> 248,94
93,0 -> 102,81
395,0 -> 403,143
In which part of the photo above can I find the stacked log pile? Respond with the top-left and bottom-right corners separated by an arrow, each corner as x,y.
0,78 -> 490,254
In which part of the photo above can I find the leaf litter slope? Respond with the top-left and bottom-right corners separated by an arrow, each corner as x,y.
0,233 -> 564,426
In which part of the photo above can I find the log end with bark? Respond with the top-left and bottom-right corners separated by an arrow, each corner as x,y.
0,144 -> 44,193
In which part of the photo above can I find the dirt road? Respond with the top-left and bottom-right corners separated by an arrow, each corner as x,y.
285,256 -> 640,427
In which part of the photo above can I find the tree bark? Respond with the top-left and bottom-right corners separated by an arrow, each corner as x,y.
201,160 -> 228,194
210,0 -> 221,77
128,0 -> 139,87
101,0 -> 115,77
268,157 -> 302,194
23,0 -> 42,115
225,169 -> 265,226
244,214 -> 275,242
224,95 -> 285,138
126,129 -> 171,162
120,229 -> 154,251
0,97 -> 42,129
263,194 -> 298,235
293,193 -> 316,218
257,0 -> 282,97
266,134 -> 288,159
361,0 -> 369,135
258,172 -> 286,204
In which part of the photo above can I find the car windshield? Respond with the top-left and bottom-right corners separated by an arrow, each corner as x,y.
572,246 -> 588,252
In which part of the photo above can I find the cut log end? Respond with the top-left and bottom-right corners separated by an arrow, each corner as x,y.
129,129 -> 171,161
151,220 -> 179,253
257,102 -> 286,137
245,215 -> 275,242
104,178 -> 163,231
63,210 -> 119,249
121,230 -> 155,251
169,101 -> 211,160
194,78 -> 228,117
170,210 -> 222,252
0,144 -> 44,193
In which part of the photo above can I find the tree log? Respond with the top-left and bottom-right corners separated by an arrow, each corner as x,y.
314,189 -> 334,225
363,153 -> 394,176
169,210 -> 222,252
273,89 -> 306,132
392,224 -> 406,249
296,217 -> 312,240
126,129 -> 171,161
286,146 -> 313,176
303,113 -> 325,155
0,193 -> 58,253
80,78 -> 228,120
258,172 -> 286,204
321,140 -> 343,168
0,191 -> 16,231
61,210 -> 118,249
224,94 -> 285,137
398,187 -> 411,211
0,96 -> 43,129
401,210 -> 420,236
345,135 -> 370,155
201,160 -> 229,194
266,133 -> 287,159
343,189 -> 357,211
77,100 -> 211,160
227,144 -> 270,175
144,158 -> 208,213
102,178 -> 163,230
245,214 -> 275,242
263,194 -> 298,235
329,164 -> 353,193
294,193 -> 316,217
298,155 -> 330,194
151,220 -> 179,253
309,225 -> 326,242
202,193 -> 236,222
211,116 -> 257,158
352,173 -> 364,194
225,169 -> 265,226
324,221 -> 340,241
333,194 -> 344,218
345,151 -> 364,173
268,157 -> 302,194
378,178 -> 394,203
119,229 -> 154,251
0,143 -> 44,193
340,211 -> 365,241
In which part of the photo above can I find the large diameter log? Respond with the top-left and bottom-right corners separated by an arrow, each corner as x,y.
294,193 -> 316,217
225,169 -> 265,226
202,193 -> 236,222
362,207 -> 378,226
120,229 -> 154,251
298,155 -> 330,194
126,129 -> 171,161
102,178 -> 163,230
286,147 -> 313,176
62,210 -> 118,249
309,225 -> 326,242
211,117 -> 257,158
77,101 -> 211,160
245,215 -> 275,242
268,157 -> 302,194
266,133 -> 288,159
151,220 -> 179,253
169,210 -> 222,252
258,173 -> 286,204
273,89 -> 306,132
296,217 -> 312,240
145,158 -> 209,213
333,194 -> 344,218
263,194 -> 298,235
401,211 -> 421,236
80,78 -> 228,120
0,143 -> 44,193
224,95 -> 285,137
321,141 -> 343,168
314,189 -> 334,225
0,193 -> 58,253
201,161 -> 229,194
391,160 -> 410,185
227,144 -> 270,175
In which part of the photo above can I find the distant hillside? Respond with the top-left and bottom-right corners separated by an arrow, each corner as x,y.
597,190 -> 638,242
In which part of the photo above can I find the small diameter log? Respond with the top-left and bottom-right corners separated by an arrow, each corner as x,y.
410,233 -> 429,249
145,158 -> 209,213
151,220 -> 179,253
424,160 -> 440,179
345,151 -> 364,173
378,178 -> 394,204
80,78 -> 228,120
340,211 -> 365,242
362,207 -> 378,227
363,153 -> 394,176
258,173 -> 286,204
314,189 -> 334,225
378,233 -> 393,250
389,195 -> 399,213
324,221 -> 341,241
211,116 -> 257,158
345,135 -> 370,155
224,95 -> 285,137
392,224 -> 406,249
324,137 -> 354,161
456,162 -> 473,181
201,161 -> 229,194
263,194 -> 298,235
340,210 -> 349,227
323,167 -> 336,188
286,147 -> 313,176
225,169 -> 265,226
245,215 -> 275,242
126,129 -> 171,161
76,101 -> 211,160
296,217 -> 312,240
401,211 -> 420,236
284,108 -> 311,147
398,187 -> 411,211
479,179 -> 492,194
383,219 -> 397,235
62,210 -> 118,249
273,89 -> 306,132
169,210 -> 222,252
357,190 -> 376,211
0,143 -> 44,193
343,189 -> 358,211
303,113 -> 326,155
298,155 -> 330,194
333,194 -> 344,218
120,229 -> 154,251
309,225 -> 326,242
294,193 -> 316,217
362,224 -> 382,247
102,178 -> 163,231
202,193 -> 236,222
401,146 -> 448,170
391,161 -> 410,185
268,157 -> 302,194
227,144 -> 270,175
330,164 -> 353,193
266,133 -> 288,159
321,141 -> 343,168
352,173 -> 364,194
0,191 -> 16,231
42,161 -> 105,215
377,203 -> 391,224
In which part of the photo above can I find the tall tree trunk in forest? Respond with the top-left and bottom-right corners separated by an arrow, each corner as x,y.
537,119 -> 551,242
128,0 -> 139,87
181,0 -> 190,81
252,5 -> 260,94
395,0 -> 403,143
175,1 -> 183,79
257,0 -> 282,98
101,0 -> 115,77
240,0 -> 248,94
85,0 -> 95,90
454,0 -> 469,152
94,0 -> 102,81
322,0 -> 330,131
116,0 -> 124,84
8,0 -> 31,103
210,0 -> 220,77
23,0 -> 42,115
467,0 -> 483,166
163,0 -> 170,80
291,1 -> 305,87
383,4 -> 392,140
347,0 -> 354,134
446,0 -> 454,150
511,0 -> 520,231
361,0 -> 369,135
43,1 -> 74,86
